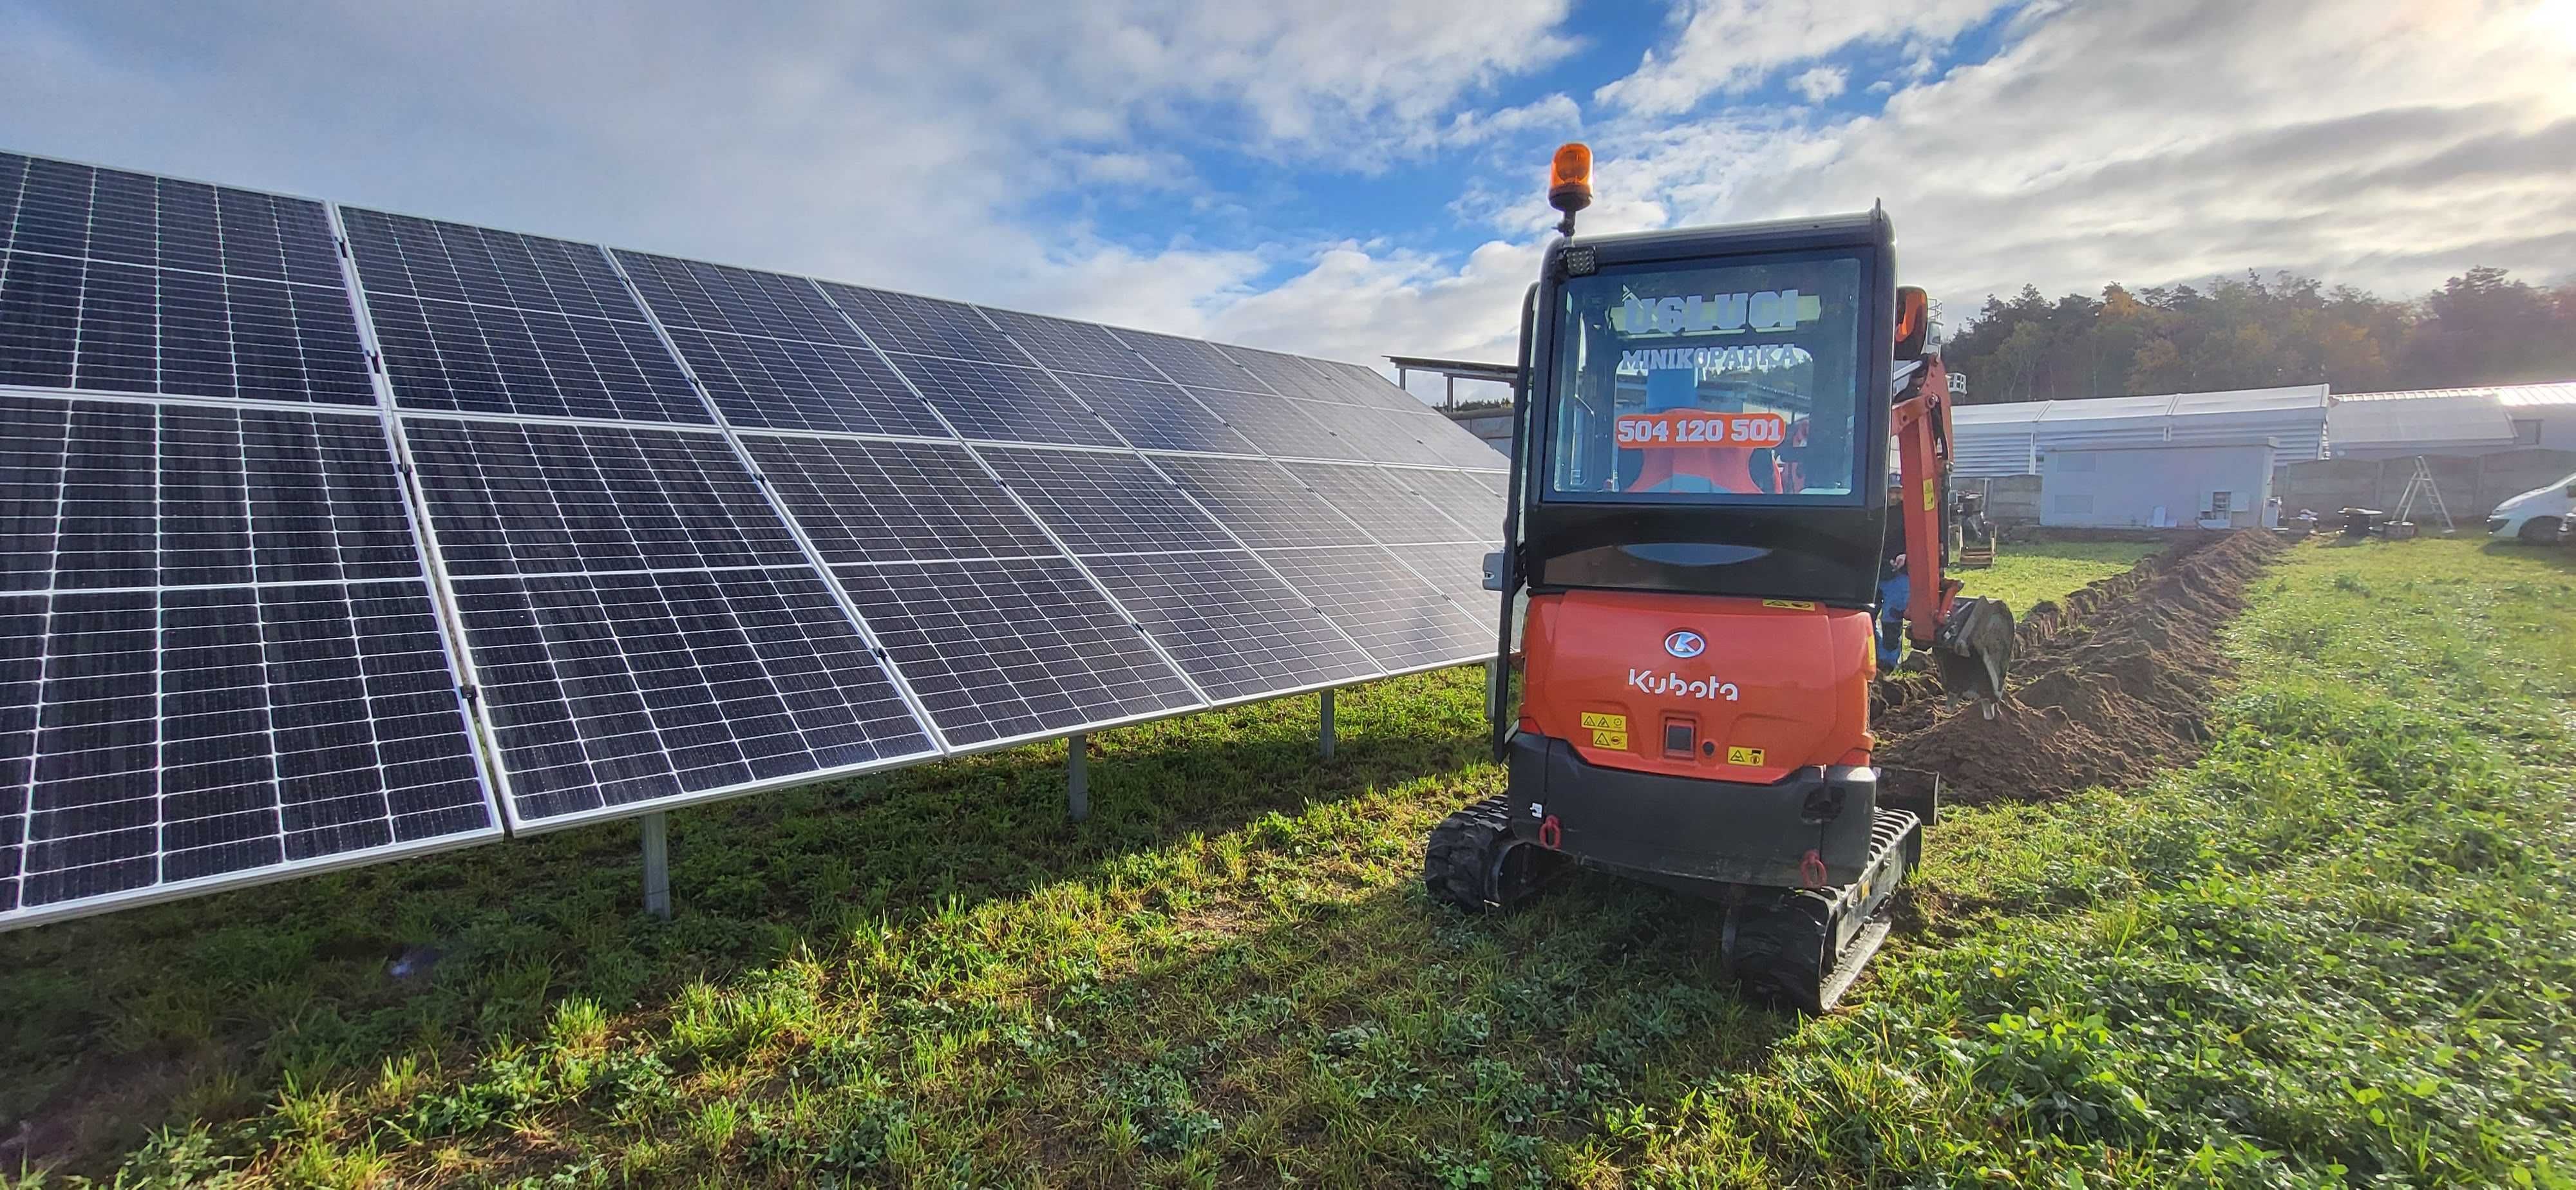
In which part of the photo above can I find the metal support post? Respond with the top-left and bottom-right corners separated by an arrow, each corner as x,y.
1319,688 -> 1336,759
640,812 -> 670,920
1067,732 -> 1089,822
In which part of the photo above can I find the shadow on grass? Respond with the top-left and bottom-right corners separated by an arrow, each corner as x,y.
2480,538 -> 2576,571
951,868 -> 1803,1186
0,668 -> 1493,1175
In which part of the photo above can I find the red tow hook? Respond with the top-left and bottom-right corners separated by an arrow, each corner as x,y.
1800,849 -> 1830,889
1538,815 -> 1562,849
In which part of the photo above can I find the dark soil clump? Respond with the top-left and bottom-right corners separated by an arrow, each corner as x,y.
1877,531 -> 2282,804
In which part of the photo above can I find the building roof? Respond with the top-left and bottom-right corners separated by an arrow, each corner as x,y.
1949,384 -> 2331,476
2327,393 -> 2517,451
2334,381 -> 2576,408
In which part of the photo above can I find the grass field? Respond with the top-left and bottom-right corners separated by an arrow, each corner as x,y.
5,538 -> 2571,1186
1952,539 -> 2161,609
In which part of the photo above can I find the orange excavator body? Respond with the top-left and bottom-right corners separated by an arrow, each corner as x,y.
1517,591 -> 1875,782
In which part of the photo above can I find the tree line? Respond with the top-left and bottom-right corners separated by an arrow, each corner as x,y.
1938,267 -> 2576,405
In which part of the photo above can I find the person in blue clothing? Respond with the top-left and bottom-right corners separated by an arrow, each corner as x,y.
1877,551 -> 1909,670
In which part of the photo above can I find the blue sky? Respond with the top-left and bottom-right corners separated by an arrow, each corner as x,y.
6,1 -> 2571,403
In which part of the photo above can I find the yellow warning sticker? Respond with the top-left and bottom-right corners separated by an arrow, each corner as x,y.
1761,599 -> 1817,610
1923,480 -> 1938,511
1579,712 -> 1627,731
1591,729 -> 1630,750
1726,746 -> 1766,766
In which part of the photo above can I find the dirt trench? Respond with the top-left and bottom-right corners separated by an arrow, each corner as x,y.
1873,530 -> 2284,805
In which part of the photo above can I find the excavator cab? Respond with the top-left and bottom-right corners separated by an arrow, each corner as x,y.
1430,149 -> 2012,1011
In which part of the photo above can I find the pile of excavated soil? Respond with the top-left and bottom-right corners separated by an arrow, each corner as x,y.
1875,531 -> 2282,804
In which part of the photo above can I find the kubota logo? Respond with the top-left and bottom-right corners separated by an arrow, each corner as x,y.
1628,669 -> 1741,701
1663,630 -> 1705,658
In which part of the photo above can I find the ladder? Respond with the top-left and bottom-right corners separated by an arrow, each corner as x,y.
2393,456 -> 2456,534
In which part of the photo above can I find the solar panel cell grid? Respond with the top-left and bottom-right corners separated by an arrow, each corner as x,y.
341,210 -> 636,319
1303,401 -> 1452,467
1081,550 -> 1378,702
1108,328 -> 1260,392
821,283 -> 1025,363
3,580 -> 488,914
453,567 -> 933,824
360,291 -> 709,424
885,354 -> 1124,448
0,396 -> 424,591
661,326 -> 945,437
977,448 -> 1235,556
1253,545 -> 1488,672
1153,455 -> 1374,549
1282,462 -> 1486,546
1396,467 -> 1508,536
746,436 -> 1055,565
1181,386 -> 1366,461
615,252 -> 863,346
0,250 -> 377,405
406,419 -> 806,576
1046,372 -> 1256,455
979,307 -> 1157,380
1217,345 -> 1343,404
834,557 -> 1199,747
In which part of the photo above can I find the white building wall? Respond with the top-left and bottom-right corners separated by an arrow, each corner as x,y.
2039,443 -> 2278,528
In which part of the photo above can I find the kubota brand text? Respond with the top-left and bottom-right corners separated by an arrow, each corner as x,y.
1628,669 -> 1741,701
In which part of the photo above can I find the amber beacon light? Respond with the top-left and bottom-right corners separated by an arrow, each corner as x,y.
1548,142 -> 1592,236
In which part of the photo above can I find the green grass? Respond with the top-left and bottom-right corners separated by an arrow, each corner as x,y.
6,538 -> 2574,1187
1953,539 -> 2163,609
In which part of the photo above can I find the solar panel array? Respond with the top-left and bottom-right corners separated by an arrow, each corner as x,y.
0,149 -> 1505,928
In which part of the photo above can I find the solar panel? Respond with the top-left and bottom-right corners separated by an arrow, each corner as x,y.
1108,328 -> 1261,392
1153,455 -> 1375,549
343,209 -> 709,424
1305,402 -> 1454,467
821,282 -> 1025,363
1215,343 -> 1346,404
1047,372 -> 1258,455
1079,550 -> 1379,702
1251,545 -> 1488,672
0,148 -> 1515,927
1394,467 -> 1509,538
883,354 -> 1124,448
0,386 -> 496,928
0,156 -> 373,405
1300,357 -> 1436,415
834,557 -> 1199,748
743,435 -> 1059,565
1402,542 -> 1502,601
977,447 -> 1236,555
1283,462 -> 1489,546
450,567 -> 933,827
405,419 -> 810,576
1182,386 -> 1368,462
980,307 -> 1159,380
616,253 -> 948,438
396,415 -> 941,824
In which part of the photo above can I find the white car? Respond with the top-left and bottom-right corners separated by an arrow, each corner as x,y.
2487,469 -> 2576,543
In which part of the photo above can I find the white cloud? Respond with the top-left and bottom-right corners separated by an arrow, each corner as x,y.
1593,0 -> 2007,115
1788,65 -> 1848,102
1290,0 -> 2576,388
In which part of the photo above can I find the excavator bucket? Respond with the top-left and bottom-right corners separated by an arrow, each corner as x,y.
1933,596 -> 2014,717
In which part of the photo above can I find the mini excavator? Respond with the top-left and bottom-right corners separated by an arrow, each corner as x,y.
1428,144 -> 2016,1011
